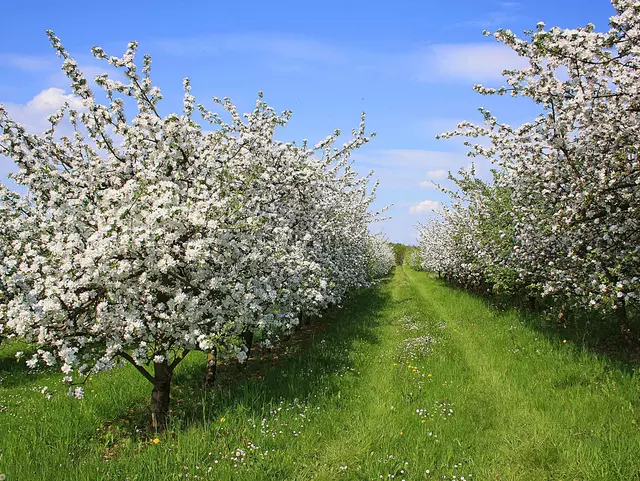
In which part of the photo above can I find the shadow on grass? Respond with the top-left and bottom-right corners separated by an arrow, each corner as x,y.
91,280 -> 392,440
0,341 -> 60,388
430,276 -> 640,370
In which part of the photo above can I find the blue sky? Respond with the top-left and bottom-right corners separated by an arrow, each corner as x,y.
0,0 -> 617,244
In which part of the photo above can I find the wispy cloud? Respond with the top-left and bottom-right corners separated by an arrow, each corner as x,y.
426,169 -> 447,179
450,11 -> 524,29
153,30 -> 529,84
156,32 -> 347,69
352,149 -> 475,196
447,0 -> 526,30
419,180 -> 438,189
0,54 -> 57,72
354,149 -> 470,171
0,51 -> 124,91
410,43 -> 529,82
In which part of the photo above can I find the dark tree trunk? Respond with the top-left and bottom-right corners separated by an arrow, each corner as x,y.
203,347 -> 217,388
615,297 -> 638,350
151,360 -> 172,431
528,295 -> 537,311
296,311 -> 307,330
242,330 -> 254,358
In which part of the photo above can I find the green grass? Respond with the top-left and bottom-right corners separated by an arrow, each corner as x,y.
1,266 -> 639,480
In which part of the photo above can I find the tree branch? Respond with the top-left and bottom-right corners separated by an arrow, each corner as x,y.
117,351 -> 155,384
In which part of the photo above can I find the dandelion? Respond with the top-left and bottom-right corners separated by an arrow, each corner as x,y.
220,417 -> 226,423
152,438 -> 160,444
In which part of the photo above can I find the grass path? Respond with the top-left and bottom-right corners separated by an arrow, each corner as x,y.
1,267 -> 639,480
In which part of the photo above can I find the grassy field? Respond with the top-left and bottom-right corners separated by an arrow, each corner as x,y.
1,266 -> 639,480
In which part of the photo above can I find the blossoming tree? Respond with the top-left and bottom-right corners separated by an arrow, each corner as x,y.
0,32 -> 385,429
419,0 -> 640,342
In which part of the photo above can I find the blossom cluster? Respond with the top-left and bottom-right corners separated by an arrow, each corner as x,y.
418,0 -> 640,327
0,33 -> 392,393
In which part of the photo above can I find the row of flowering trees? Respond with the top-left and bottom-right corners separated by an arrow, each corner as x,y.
0,32 -> 393,428
417,0 -> 639,343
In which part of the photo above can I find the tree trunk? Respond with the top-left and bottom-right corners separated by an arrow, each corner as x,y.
615,297 -> 638,350
151,360 -> 172,431
242,330 -> 254,358
296,311 -> 307,330
203,347 -> 217,388
528,295 -> 537,311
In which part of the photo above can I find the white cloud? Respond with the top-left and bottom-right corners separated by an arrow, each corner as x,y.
2,87 -> 84,132
412,43 -> 529,82
427,169 -> 447,179
1,88 -> 86,186
409,200 -> 441,214
27,88 -> 84,111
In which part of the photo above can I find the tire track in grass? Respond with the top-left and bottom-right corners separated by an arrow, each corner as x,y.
309,266 -> 482,480
403,266 -> 570,478
305,267 -> 423,479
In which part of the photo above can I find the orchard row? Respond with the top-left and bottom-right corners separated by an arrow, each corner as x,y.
417,0 -> 639,338
0,33 -> 394,428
